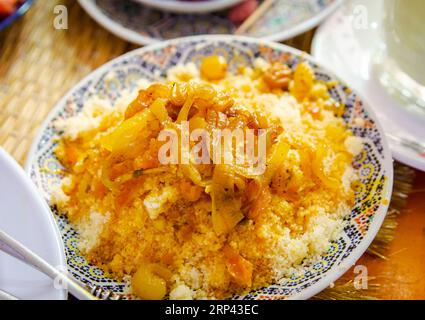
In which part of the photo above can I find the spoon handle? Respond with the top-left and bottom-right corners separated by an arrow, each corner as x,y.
0,289 -> 18,300
0,230 -> 96,300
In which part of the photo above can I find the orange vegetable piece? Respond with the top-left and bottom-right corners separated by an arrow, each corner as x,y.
132,264 -> 167,300
134,158 -> 159,171
93,180 -> 107,199
245,179 -> 261,203
247,184 -> 271,220
64,144 -> 80,166
125,90 -> 150,120
115,180 -> 142,207
0,0 -> 19,15
180,180 -> 203,202
223,245 -> 253,287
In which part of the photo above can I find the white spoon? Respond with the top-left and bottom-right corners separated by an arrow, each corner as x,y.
0,229 -> 97,300
0,288 -> 18,300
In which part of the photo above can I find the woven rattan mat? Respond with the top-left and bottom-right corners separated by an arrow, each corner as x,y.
0,0 -> 134,164
0,0 -> 314,165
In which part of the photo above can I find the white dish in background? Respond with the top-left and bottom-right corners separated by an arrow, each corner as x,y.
135,0 -> 243,14
78,0 -> 343,45
0,148 -> 66,300
312,0 -> 425,172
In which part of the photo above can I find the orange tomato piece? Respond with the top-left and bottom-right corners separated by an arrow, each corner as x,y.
134,158 -> 159,171
245,179 -> 261,203
109,160 -> 133,180
93,180 -> 107,199
247,184 -> 271,220
115,180 -> 141,207
179,180 -> 203,202
62,143 -> 80,167
223,245 -> 253,287
0,0 -> 18,15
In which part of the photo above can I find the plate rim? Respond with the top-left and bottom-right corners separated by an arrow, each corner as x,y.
78,0 -> 344,45
264,0 -> 344,43
0,147 -> 68,300
134,0 -> 244,14
25,34 -> 394,300
77,0 -> 159,45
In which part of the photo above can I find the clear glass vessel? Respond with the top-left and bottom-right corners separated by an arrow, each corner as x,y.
373,0 -> 425,116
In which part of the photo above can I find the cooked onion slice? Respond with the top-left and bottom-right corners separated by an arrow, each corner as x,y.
211,165 -> 244,235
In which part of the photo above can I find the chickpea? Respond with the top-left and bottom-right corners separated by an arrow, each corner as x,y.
132,266 -> 167,300
200,55 -> 228,81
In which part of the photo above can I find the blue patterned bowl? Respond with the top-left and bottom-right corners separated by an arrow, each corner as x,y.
0,0 -> 33,31
25,36 -> 393,300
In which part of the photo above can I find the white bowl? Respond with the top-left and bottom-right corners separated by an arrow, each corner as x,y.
0,148 -> 66,300
135,0 -> 244,13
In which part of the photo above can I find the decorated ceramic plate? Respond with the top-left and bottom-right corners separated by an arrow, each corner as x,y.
78,0 -> 343,45
26,36 -> 392,300
135,0 -> 244,14
0,0 -> 33,31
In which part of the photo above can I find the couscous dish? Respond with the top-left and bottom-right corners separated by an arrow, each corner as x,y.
53,56 -> 362,299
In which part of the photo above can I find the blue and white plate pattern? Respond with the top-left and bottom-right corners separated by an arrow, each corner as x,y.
26,36 -> 393,300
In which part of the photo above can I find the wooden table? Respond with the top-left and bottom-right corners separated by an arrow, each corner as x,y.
357,171 -> 425,299
0,0 -> 424,300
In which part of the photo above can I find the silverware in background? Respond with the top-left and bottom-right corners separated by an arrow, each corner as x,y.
0,229 -> 121,300
387,134 -> 425,158
0,288 -> 18,300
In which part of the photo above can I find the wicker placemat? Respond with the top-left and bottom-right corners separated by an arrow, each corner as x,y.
0,0 -> 134,164
0,0 -> 314,165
